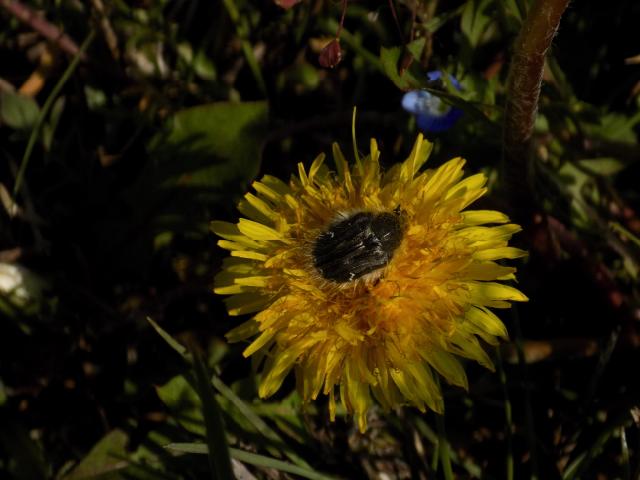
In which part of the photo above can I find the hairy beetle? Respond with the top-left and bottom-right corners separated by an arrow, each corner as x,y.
312,209 -> 404,283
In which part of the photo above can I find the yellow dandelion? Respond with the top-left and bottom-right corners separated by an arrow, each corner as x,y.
212,134 -> 527,432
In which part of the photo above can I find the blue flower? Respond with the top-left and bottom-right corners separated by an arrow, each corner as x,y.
402,71 -> 463,133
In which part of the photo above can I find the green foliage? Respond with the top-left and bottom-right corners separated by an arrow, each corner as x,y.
62,430 -> 129,480
0,92 -> 40,130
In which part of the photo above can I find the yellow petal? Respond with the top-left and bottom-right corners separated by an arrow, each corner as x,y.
462,210 -> 510,225
465,306 -> 509,339
214,284 -> 255,295
473,247 -> 528,261
469,281 -> 529,303
234,275 -> 271,288
226,318 -> 260,342
400,134 -> 433,183
237,219 -> 283,241
445,173 -> 487,201
230,250 -> 269,261
252,181 -> 282,204
238,193 -> 278,225
244,329 -> 276,357
420,348 -> 468,390
224,293 -> 272,316
422,157 -> 466,199
447,330 -> 495,371
308,153 -> 326,183
211,222 -> 263,249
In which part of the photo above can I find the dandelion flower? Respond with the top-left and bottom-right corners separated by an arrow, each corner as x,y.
212,134 -> 527,431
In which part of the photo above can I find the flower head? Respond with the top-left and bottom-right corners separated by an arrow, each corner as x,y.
402,70 -> 463,132
212,135 -> 527,431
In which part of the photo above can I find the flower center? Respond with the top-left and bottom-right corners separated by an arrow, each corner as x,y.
312,210 -> 404,283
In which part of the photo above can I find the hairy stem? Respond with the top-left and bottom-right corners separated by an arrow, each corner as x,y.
1,0 -> 85,60
503,0 -> 571,220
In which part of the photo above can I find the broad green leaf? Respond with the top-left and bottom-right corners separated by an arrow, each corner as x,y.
0,91 -> 40,130
156,376 -> 205,436
127,101 -> 268,238
62,429 -> 128,480
147,101 -> 268,189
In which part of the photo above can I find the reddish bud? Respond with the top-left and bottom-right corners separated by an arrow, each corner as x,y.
319,39 -> 342,68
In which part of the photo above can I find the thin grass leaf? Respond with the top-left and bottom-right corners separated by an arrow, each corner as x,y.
562,412 -> 634,480
147,316 -> 192,363
13,31 -> 94,197
192,351 -> 234,480
620,426 -> 631,480
166,443 -> 337,480
220,0 -> 266,96
435,412 -> 454,480
210,375 -> 311,468
412,415 -> 482,477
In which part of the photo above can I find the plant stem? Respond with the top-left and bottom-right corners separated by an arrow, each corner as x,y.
435,412 -> 454,480
502,0 -> 571,220
0,0 -> 85,60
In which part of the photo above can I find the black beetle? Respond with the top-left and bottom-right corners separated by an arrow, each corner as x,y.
312,209 -> 404,283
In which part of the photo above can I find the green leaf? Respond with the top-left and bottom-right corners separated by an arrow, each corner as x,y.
588,112 -> 640,144
405,37 -> 426,61
422,5 -> 466,33
0,92 -> 40,130
192,51 -> 217,81
62,429 -> 128,480
166,444 -> 337,480
147,101 -> 268,188
577,157 -> 627,176
129,101 -> 268,238
379,43 -> 426,90
461,0 -> 497,47
156,376 -> 205,436
211,375 -> 311,468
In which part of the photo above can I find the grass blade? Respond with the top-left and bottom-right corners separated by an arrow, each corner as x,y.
146,316 -> 192,363
211,375 -> 310,468
13,30 -> 94,197
192,351 -> 234,480
166,443 -> 337,480
435,412 -> 454,480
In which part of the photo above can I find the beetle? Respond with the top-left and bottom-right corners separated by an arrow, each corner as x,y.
312,209 -> 405,283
